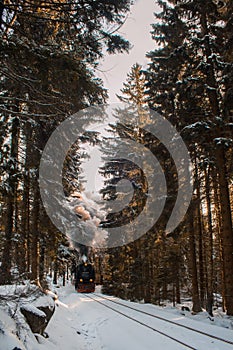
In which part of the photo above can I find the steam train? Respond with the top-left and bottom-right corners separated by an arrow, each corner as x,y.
75,262 -> 95,293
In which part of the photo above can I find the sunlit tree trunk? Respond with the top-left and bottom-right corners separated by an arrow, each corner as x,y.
215,145 -> 233,315
188,206 -> 202,313
204,166 -> 214,316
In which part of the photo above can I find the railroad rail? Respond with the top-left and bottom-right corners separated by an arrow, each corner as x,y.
84,292 -> 233,350
92,292 -> 233,346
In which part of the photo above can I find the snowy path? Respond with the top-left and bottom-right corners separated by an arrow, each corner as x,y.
41,284 -> 233,350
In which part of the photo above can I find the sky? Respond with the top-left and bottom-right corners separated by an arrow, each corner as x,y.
98,0 -> 159,103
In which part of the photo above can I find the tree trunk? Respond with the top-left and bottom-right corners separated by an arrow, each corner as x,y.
39,243 -> 45,282
195,160 -> 205,308
0,192 -> 14,284
63,270 -> 66,286
31,123 -> 43,285
31,176 -> 40,284
200,8 -> 220,118
204,167 -> 214,316
215,145 -> 233,315
0,117 -> 19,285
53,258 -> 58,285
176,265 -> 181,304
197,203 -> 205,307
189,211 -> 202,313
20,121 -> 32,275
144,246 -> 153,303
213,173 -> 226,311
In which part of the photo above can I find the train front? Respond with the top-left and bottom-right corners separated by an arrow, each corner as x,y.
75,262 -> 95,293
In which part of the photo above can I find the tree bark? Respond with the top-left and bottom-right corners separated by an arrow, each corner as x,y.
189,210 -> 202,313
215,145 -> 233,315
0,117 -> 19,285
204,167 -> 214,316
20,121 -> 32,275
31,176 -> 40,284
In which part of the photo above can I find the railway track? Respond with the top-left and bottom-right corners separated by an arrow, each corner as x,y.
84,292 -> 233,350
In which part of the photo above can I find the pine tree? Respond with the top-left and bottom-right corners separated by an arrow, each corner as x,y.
117,63 -> 148,107
0,0 -> 133,285
146,0 -> 233,315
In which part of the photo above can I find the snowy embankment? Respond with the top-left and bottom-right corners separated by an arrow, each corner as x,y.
0,283 -> 56,350
1,282 -> 233,350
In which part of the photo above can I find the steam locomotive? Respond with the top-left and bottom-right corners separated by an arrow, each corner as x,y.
75,262 -> 95,293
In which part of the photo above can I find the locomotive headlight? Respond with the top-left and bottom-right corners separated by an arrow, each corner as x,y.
80,278 -> 83,282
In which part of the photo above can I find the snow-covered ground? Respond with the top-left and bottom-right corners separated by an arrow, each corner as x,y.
1,283 -> 233,350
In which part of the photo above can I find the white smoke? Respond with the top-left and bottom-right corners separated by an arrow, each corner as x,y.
67,191 -> 108,248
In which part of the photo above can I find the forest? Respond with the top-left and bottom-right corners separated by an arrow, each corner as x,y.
0,0 -> 233,320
